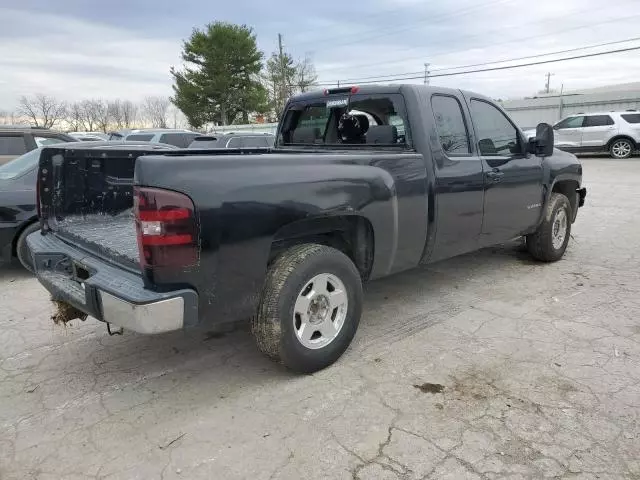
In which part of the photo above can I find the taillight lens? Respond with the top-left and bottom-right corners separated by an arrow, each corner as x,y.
134,187 -> 199,269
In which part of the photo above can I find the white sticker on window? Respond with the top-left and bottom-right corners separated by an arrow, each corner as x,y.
326,98 -> 348,108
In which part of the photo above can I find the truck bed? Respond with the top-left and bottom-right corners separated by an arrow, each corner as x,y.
55,210 -> 139,267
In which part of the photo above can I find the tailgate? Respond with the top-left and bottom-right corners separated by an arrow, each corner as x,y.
38,146 -> 150,269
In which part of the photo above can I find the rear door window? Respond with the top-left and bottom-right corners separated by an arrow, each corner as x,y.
243,136 -> 269,148
226,137 -> 243,148
159,133 -> 188,147
583,115 -> 614,127
126,134 -> 154,141
431,95 -> 470,155
0,136 -> 28,155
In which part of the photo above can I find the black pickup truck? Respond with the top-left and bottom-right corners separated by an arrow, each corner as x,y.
29,85 -> 586,373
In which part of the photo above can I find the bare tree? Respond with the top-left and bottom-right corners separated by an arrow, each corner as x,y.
67,102 -> 84,131
142,96 -> 170,128
18,94 -> 67,128
121,100 -> 137,128
108,100 -> 124,129
295,56 -> 318,93
79,99 -> 100,131
92,100 -> 110,133
0,110 -> 23,125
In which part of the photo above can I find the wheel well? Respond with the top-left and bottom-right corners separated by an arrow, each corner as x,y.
606,135 -> 637,149
11,218 -> 38,257
271,216 -> 375,281
552,181 -> 579,220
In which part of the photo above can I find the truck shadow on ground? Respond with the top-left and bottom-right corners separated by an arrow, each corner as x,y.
40,241 -> 540,395
0,259 -> 32,282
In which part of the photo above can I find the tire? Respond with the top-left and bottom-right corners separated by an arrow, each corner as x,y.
609,138 -> 634,159
526,193 -> 572,262
252,244 -> 363,373
15,222 -> 40,272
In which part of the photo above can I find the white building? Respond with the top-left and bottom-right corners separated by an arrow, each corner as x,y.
501,83 -> 640,129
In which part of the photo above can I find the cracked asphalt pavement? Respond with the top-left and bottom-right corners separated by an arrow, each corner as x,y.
1,158 -> 640,479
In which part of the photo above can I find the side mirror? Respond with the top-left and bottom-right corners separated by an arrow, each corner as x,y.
527,122 -> 554,157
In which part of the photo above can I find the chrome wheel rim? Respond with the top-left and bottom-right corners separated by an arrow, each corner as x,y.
293,273 -> 348,350
552,209 -> 568,250
612,141 -> 632,158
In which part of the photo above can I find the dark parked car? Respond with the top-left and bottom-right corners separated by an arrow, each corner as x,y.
30,85 -> 585,372
0,141 -> 178,271
188,132 -> 275,149
0,127 -> 76,166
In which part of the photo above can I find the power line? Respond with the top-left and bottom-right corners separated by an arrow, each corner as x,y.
317,36 -> 640,84
289,0 -> 510,50
317,45 -> 640,86
313,10 -> 640,76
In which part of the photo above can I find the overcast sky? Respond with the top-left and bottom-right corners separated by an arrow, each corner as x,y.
1,0 -> 640,110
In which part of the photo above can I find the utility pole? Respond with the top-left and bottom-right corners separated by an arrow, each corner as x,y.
545,72 -> 554,94
278,33 -> 286,112
424,63 -> 430,85
558,82 -> 564,121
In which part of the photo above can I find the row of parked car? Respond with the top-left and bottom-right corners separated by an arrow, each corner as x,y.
0,127 -> 275,165
108,129 -> 275,149
0,127 -> 275,270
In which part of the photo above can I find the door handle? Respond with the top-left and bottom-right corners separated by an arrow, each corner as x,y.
486,169 -> 504,182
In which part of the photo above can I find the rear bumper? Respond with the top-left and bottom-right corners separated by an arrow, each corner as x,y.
27,231 -> 198,334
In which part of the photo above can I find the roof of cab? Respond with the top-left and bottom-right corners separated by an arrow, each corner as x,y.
288,84 -> 489,103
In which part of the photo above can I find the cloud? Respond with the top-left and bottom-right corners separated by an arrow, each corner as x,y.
1,0 -> 640,110
0,8 -> 181,108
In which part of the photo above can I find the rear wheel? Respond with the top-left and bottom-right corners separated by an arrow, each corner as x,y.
15,223 -> 40,272
252,244 -> 363,373
610,138 -> 634,159
526,193 -> 572,262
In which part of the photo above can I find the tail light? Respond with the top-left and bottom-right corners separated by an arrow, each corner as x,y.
134,187 -> 199,269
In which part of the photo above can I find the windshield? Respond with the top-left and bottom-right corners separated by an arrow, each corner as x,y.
0,148 -> 40,180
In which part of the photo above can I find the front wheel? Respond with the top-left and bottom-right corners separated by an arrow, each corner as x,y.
526,193 -> 572,262
610,139 -> 634,159
252,244 -> 363,373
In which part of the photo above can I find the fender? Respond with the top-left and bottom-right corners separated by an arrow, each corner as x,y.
536,151 -> 583,229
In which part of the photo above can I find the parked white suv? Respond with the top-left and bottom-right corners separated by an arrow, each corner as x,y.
525,112 -> 640,159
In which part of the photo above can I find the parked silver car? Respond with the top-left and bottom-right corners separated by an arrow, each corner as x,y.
123,129 -> 201,148
525,111 -> 640,159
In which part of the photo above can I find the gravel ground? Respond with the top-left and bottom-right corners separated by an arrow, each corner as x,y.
1,158 -> 639,480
